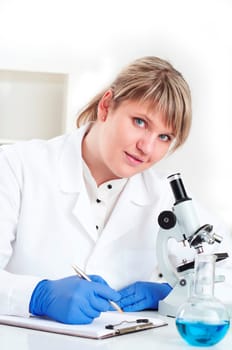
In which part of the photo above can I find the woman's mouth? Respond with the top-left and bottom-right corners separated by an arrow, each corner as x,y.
124,152 -> 144,166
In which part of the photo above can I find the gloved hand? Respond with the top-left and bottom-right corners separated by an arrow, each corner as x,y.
117,281 -> 172,312
29,275 -> 121,324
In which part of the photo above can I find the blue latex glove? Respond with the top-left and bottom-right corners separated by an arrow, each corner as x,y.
117,281 -> 172,312
29,275 -> 121,324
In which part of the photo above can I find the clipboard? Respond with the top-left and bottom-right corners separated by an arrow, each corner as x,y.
0,312 -> 168,339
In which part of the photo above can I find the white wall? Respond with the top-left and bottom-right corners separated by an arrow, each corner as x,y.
0,70 -> 67,141
0,0 -> 231,230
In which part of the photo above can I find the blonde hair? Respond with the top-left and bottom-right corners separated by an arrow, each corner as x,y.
77,56 -> 192,150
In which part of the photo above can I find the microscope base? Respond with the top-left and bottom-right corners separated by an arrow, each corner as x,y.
158,282 -> 189,318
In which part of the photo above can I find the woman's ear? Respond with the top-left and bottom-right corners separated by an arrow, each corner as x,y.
97,89 -> 113,121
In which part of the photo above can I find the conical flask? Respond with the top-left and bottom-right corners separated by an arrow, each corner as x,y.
176,253 -> 230,346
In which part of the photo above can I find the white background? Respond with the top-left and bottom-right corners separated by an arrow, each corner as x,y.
0,0 -> 231,230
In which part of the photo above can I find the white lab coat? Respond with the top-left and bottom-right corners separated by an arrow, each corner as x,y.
0,125 -> 231,317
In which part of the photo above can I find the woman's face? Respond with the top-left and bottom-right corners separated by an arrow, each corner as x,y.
85,92 -> 175,184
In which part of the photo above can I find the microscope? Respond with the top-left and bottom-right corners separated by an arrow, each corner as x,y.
156,173 -> 227,317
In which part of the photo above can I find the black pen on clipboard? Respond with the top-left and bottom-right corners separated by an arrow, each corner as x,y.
72,264 -> 123,313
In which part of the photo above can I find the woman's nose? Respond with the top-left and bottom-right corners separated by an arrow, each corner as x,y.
137,134 -> 156,154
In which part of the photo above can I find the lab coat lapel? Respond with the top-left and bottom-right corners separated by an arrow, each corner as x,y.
72,189 -> 97,241
58,126 -> 97,241
96,173 -> 154,248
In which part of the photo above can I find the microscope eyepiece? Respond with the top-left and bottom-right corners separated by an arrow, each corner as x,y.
167,173 -> 191,205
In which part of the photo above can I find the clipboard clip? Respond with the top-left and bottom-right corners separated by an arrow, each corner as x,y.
105,318 -> 155,335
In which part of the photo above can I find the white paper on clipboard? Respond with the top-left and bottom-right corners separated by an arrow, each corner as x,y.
0,311 -> 168,339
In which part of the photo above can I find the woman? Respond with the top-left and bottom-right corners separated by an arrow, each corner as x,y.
0,56 -> 229,324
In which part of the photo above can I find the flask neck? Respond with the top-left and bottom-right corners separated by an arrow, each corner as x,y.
192,254 -> 216,298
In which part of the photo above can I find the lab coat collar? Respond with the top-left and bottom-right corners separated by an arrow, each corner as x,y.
127,170 -> 164,206
58,125 -> 89,193
58,124 -> 98,240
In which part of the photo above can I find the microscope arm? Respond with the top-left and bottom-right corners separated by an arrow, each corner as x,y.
156,227 -> 179,287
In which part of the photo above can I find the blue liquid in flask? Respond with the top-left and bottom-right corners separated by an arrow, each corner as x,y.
176,254 -> 230,347
176,319 -> 230,346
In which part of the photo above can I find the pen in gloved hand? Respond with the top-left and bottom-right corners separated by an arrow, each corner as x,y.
72,264 -> 123,313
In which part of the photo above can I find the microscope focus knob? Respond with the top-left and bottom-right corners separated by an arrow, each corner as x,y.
158,210 -> 176,229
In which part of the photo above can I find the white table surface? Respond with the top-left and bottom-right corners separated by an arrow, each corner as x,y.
1,311 -> 231,350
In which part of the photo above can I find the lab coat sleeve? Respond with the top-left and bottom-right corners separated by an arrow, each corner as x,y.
0,147 -> 41,316
0,270 -> 40,316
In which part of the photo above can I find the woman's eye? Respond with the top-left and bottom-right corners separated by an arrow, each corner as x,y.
159,134 -> 171,142
134,118 -> 145,127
